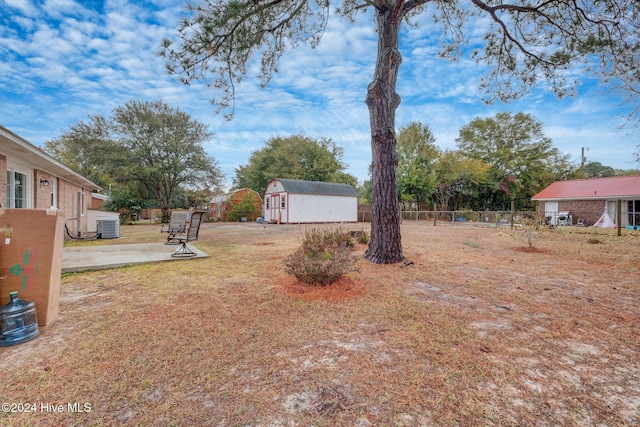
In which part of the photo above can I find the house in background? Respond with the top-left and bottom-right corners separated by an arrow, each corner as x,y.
263,178 -> 358,224
531,175 -> 640,227
210,188 -> 263,221
1,125 -> 105,235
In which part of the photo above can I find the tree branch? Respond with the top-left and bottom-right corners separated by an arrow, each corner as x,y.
470,0 -> 554,67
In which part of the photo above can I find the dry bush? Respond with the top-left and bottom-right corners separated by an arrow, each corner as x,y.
283,228 -> 357,285
519,213 -> 547,248
356,228 -> 370,244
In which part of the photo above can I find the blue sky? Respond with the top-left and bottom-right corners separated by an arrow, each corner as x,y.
1,0 -> 638,190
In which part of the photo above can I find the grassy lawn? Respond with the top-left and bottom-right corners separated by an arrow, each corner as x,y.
1,222 -> 638,426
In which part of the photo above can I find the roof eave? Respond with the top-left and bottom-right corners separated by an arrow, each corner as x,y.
1,125 -> 102,192
531,196 -> 632,201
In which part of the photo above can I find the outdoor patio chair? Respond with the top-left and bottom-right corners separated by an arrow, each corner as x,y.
171,211 -> 204,258
161,211 -> 188,244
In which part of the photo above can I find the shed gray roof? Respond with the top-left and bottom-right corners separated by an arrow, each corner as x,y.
275,178 -> 358,197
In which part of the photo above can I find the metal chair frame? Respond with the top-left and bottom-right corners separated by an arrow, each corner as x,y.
161,211 -> 188,244
171,211 -> 204,258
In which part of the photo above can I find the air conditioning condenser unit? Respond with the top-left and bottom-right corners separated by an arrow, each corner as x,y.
96,219 -> 120,239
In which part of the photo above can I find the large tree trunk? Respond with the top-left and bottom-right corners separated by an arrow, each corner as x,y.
364,4 -> 404,264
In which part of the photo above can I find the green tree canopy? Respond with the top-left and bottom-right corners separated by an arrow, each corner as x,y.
234,134 -> 357,193
357,178 -> 373,204
111,100 -> 223,221
161,0 -> 639,264
456,112 -> 569,209
44,114 -> 118,189
396,121 -> 439,207
433,150 -> 492,211
46,100 -> 224,222
583,162 -> 616,178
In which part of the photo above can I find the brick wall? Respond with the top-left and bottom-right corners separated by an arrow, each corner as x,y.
34,170 -> 53,209
0,155 -> 6,207
91,196 -> 103,209
558,200 -> 605,226
56,178 -> 92,235
1,153 -> 94,236
537,200 -> 606,226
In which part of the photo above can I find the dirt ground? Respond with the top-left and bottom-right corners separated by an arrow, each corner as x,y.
0,221 -> 638,426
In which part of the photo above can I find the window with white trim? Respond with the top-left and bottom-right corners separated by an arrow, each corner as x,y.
5,165 -> 33,208
50,177 -> 57,208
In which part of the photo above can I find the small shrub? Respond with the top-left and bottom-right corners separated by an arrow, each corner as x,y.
284,228 -> 357,286
467,211 -> 481,222
519,214 -> 547,248
463,239 -> 479,248
327,227 -> 354,248
226,193 -> 260,221
356,229 -> 370,244
300,227 -> 353,251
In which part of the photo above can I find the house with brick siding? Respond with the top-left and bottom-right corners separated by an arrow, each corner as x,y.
1,125 -> 103,236
532,175 -> 640,227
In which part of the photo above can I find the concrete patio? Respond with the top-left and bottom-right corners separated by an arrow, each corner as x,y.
62,243 -> 209,273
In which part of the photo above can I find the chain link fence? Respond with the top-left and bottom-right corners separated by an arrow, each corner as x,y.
357,206 -> 640,233
398,210 -> 532,227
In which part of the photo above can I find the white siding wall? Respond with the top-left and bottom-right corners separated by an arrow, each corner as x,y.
86,209 -> 120,232
266,180 -> 286,193
264,197 -> 270,222
288,194 -> 357,223
264,179 -> 358,223
264,180 -> 286,222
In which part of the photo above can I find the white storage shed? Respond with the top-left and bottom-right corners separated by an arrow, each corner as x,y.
263,178 -> 358,224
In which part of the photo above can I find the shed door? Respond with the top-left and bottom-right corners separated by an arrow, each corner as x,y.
271,195 -> 280,222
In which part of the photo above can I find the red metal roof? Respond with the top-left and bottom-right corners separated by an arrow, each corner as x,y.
532,175 -> 640,200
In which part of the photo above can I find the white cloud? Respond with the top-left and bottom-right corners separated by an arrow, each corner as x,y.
0,0 -> 637,191
8,15 -> 37,31
3,0 -> 39,16
43,0 -> 89,18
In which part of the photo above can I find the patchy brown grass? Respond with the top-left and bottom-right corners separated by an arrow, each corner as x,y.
278,276 -> 366,302
1,222 -> 638,426
511,246 -> 553,254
